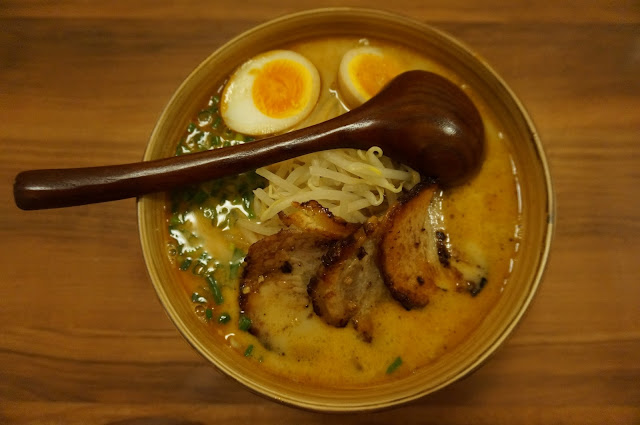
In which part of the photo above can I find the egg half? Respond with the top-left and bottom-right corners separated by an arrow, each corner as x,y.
338,46 -> 404,109
220,50 -> 321,136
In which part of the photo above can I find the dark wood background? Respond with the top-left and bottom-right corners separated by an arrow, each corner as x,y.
1,1 -> 639,423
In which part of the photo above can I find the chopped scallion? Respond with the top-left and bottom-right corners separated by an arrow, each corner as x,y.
241,192 -> 255,218
238,314 -> 252,331
386,356 -> 403,374
218,313 -> 231,324
229,263 -> 240,279
197,110 -> 212,126
192,189 -> 209,204
191,292 -> 207,303
205,275 -> 224,305
244,344 -> 254,357
196,133 -> 210,150
169,212 -> 183,226
231,247 -> 245,262
179,258 -> 192,271
182,186 -> 198,202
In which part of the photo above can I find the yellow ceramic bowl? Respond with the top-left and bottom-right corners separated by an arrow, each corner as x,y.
138,8 -> 554,412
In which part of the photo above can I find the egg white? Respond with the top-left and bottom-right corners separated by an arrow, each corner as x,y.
338,46 -> 404,110
221,50 -> 321,136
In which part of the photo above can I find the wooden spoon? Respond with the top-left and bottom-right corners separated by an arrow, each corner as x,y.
13,70 -> 484,210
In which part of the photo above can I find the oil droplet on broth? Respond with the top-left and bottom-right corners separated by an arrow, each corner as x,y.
193,263 -> 206,276
198,110 -> 213,126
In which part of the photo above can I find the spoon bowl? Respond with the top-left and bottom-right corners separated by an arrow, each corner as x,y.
13,70 -> 483,210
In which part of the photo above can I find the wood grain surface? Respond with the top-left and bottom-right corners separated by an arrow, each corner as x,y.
1,1 -> 639,424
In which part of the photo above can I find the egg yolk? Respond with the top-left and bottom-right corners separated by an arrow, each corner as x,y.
348,54 -> 402,99
251,59 -> 311,119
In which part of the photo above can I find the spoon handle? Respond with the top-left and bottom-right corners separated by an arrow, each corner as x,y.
14,71 -> 485,210
13,123 -> 352,210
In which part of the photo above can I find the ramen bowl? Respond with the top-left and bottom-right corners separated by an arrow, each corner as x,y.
138,8 -> 553,412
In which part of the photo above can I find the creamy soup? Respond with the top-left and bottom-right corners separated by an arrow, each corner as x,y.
164,37 -> 521,387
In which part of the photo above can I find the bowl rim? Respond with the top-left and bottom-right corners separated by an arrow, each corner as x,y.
137,6 -> 555,412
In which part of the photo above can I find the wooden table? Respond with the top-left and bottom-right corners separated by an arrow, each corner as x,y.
1,1 -> 638,423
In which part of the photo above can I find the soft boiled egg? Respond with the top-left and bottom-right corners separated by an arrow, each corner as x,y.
220,50 -> 321,136
338,46 -> 404,109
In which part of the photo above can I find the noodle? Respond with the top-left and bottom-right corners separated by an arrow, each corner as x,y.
253,147 -> 420,223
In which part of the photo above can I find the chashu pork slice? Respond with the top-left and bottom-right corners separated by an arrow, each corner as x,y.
279,200 -> 359,238
239,201 -> 358,353
308,220 -> 387,342
239,229 -> 334,352
378,182 -> 443,309
309,182 -> 450,319
378,181 -> 486,310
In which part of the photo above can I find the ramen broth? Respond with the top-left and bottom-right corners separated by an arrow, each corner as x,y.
164,37 -> 521,387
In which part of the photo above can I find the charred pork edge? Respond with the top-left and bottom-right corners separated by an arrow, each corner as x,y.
375,180 -> 438,310
307,234 -> 360,327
